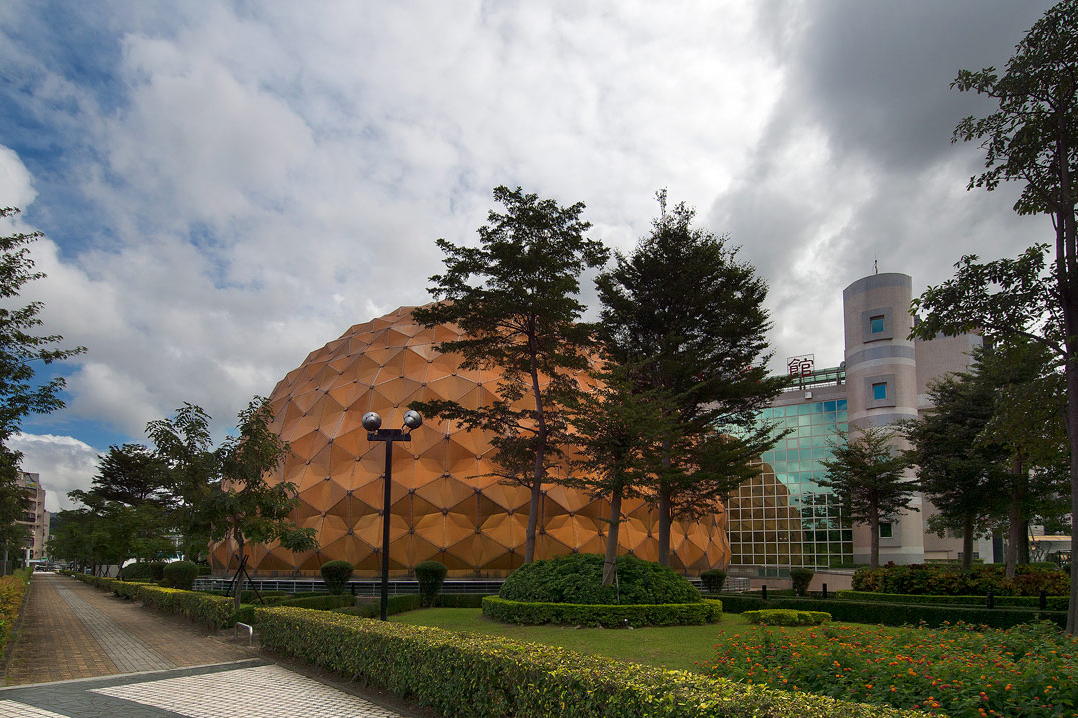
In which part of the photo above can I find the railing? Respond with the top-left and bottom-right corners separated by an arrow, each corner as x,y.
194,576 -> 709,595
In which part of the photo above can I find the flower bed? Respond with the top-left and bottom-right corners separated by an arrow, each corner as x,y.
256,606 -> 923,718
704,620 -> 1078,718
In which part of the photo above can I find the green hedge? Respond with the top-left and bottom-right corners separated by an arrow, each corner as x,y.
483,597 -> 722,627
708,593 -> 1066,629
837,590 -> 1069,611
278,594 -> 355,611
335,595 -> 422,618
254,606 -> 922,718
744,609 -> 831,626
138,585 -> 236,628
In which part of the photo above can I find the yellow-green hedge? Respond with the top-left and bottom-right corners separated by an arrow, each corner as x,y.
255,606 -> 926,718
66,572 -> 234,628
0,572 -> 29,657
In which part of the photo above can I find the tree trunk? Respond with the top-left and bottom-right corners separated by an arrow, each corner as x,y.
1019,521 -> 1030,565
233,528 -> 244,619
602,490 -> 623,587
657,488 -> 672,566
1006,455 -> 1025,579
657,443 -> 673,566
1065,349 -> 1078,634
524,480 -> 541,564
525,324 -> 546,565
961,512 -> 975,571
869,513 -> 880,570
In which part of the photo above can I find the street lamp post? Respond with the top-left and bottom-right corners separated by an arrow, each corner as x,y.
363,409 -> 423,621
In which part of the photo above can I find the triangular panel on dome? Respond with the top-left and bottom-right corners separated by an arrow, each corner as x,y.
423,359 -> 457,384
620,517 -> 650,552
479,482 -> 530,512
299,477 -> 347,513
543,485 -> 590,515
407,426 -> 445,457
327,382 -> 368,415
628,538 -> 659,562
414,511 -> 476,552
479,512 -> 526,551
295,549 -> 324,573
480,546 -> 525,574
327,454 -> 357,485
370,376 -> 422,408
288,429 -> 331,463
415,476 -> 474,509
320,535 -> 374,567
290,385 -> 325,415
353,511 -> 409,547
447,429 -> 492,459
535,534 -> 572,561
254,548 -> 295,574
425,375 -> 476,404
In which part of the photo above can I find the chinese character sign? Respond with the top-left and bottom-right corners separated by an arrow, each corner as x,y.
787,354 -> 814,378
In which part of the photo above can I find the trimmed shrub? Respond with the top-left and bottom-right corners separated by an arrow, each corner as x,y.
744,609 -> 830,626
789,568 -> 813,597
279,594 -> 355,611
415,561 -> 448,607
149,561 -> 166,581
138,585 -> 235,628
121,562 -> 152,580
255,606 -> 922,718
715,593 -> 1065,629
483,596 -> 721,627
162,561 -> 199,591
433,593 -> 491,608
112,581 -> 143,601
836,590 -> 1070,612
499,553 -> 700,605
335,595 -> 422,618
700,569 -> 726,593
320,560 -> 354,595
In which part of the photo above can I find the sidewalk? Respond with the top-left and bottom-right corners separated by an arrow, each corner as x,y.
1,574 -> 423,717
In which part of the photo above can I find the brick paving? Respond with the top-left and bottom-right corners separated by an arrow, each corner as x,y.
0,574 -> 422,717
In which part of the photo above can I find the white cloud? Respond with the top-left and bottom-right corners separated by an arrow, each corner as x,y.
0,146 -> 36,211
10,433 -> 103,512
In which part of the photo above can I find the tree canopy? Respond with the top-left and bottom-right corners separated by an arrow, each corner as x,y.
920,0 -> 1078,632
0,207 -> 84,567
411,185 -> 609,564
595,191 -> 787,565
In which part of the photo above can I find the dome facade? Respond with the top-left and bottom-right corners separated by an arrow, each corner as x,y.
210,306 -> 730,577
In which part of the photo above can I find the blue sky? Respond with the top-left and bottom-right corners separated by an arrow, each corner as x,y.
0,0 -> 1056,509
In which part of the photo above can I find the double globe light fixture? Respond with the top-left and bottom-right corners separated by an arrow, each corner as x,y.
362,409 -> 423,620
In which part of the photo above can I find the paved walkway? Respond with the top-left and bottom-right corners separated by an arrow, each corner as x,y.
1,574 -> 419,717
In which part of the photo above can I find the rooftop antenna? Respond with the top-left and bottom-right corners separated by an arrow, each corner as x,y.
874,256 -> 878,275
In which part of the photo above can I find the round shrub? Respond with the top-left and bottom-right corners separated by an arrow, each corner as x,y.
415,561 -> 448,606
320,560 -> 354,595
499,553 -> 701,605
790,567 -> 814,597
161,561 -> 198,591
149,561 -> 166,581
700,568 -> 726,593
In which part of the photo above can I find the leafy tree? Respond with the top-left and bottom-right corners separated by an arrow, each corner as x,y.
90,444 -> 170,507
205,397 -> 318,615
916,0 -> 1078,630
903,373 -> 1008,570
562,362 -> 675,585
146,403 -> 219,562
595,191 -> 787,565
976,339 -> 1068,577
818,426 -> 915,569
0,207 -> 84,568
411,185 -> 609,563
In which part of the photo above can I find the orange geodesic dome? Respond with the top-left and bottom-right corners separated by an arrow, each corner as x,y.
209,306 -> 730,577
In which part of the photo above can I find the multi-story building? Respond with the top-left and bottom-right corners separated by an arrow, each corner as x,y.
726,272 -> 989,575
16,472 -> 49,562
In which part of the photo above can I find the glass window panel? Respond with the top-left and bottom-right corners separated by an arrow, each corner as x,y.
870,316 -> 885,333
873,382 -> 887,400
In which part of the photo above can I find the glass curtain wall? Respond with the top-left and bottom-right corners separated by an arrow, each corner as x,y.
726,399 -> 852,571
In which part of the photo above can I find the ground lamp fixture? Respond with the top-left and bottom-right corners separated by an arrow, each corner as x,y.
363,409 -> 423,620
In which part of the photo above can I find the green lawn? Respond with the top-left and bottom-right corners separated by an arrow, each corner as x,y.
391,608 -> 785,673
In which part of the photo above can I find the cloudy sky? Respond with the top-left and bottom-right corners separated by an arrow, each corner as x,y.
0,1 -> 1056,511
